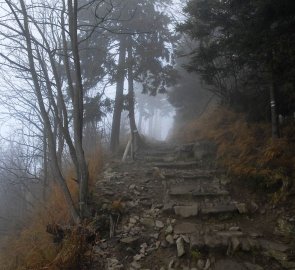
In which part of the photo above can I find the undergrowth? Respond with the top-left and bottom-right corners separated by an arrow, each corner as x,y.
174,106 -> 295,194
0,141 -> 103,270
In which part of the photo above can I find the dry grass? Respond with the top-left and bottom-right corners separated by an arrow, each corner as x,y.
174,106 -> 295,188
0,143 -> 103,270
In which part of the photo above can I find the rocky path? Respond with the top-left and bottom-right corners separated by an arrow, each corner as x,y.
90,142 -> 295,270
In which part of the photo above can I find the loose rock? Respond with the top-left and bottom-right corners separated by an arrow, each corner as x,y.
166,234 -> 174,245
156,220 -> 165,228
174,205 -> 199,218
176,237 -> 185,257
165,224 -> 174,235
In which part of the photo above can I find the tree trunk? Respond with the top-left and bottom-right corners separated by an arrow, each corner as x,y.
268,51 -> 280,139
270,80 -> 280,139
42,130 -> 48,201
68,0 -> 89,219
127,37 -> 141,159
148,107 -> 154,137
138,107 -> 143,133
152,109 -> 158,138
110,37 -> 127,153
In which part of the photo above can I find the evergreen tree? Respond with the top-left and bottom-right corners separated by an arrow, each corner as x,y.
78,0 -> 177,152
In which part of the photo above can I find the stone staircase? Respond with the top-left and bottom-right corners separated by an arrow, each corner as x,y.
92,141 -> 295,270
140,142 -> 295,270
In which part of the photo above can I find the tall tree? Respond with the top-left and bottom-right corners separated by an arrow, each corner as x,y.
110,36 -> 127,152
109,0 -> 177,153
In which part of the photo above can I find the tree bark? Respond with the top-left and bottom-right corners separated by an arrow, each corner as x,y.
68,0 -> 89,219
138,107 -> 143,133
127,37 -> 140,158
110,37 -> 127,153
42,129 -> 48,201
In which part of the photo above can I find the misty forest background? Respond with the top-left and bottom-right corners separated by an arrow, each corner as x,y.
0,0 -> 294,268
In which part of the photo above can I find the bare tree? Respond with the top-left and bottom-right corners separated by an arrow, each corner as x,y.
0,0 -> 110,222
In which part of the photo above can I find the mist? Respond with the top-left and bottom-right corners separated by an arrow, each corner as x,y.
0,0 -> 294,269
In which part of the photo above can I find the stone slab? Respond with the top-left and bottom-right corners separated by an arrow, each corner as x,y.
169,184 -> 229,197
201,204 -> 238,215
174,222 -> 198,234
174,205 -> 199,218
153,161 -> 198,169
169,185 -> 198,195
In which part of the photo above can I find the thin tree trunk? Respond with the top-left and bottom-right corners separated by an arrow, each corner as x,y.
56,97 -> 65,167
42,130 -> 48,201
110,37 -> 127,153
68,0 -> 89,219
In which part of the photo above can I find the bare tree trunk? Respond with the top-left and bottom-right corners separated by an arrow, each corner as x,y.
68,0 -> 89,219
56,98 -> 65,167
110,37 -> 127,153
42,130 -> 48,201
127,37 -> 140,158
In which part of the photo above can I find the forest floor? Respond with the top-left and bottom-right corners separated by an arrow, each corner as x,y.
89,141 -> 295,270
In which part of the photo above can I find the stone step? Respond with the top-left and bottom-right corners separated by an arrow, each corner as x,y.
182,174 -> 212,180
189,232 -> 295,269
189,228 -> 292,250
144,144 -> 177,153
164,172 -> 214,180
174,222 -> 199,234
172,203 -> 243,218
145,156 -> 175,163
174,205 -> 199,218
200,204 -> 239,215
144,150 -> 176,157
153,161 -> 199,169
168,184 -> 229,198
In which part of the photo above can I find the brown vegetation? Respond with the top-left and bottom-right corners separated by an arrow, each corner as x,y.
0,145 -> 103,270
174,106 -> 295,191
